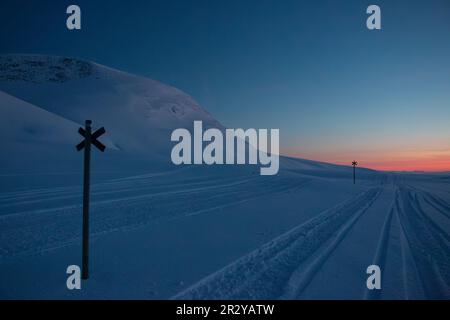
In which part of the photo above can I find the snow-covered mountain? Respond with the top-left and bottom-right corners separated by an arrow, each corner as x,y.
0,54 -> 377,178
0,55 -> 222,150
0,54 -> 222,172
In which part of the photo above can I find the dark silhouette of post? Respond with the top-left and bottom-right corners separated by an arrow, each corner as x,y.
352,160 -> 358,184
81,120 -> 91,280
76,120 -> 106,280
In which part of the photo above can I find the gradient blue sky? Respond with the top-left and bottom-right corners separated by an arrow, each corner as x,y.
1,0 -> 450,170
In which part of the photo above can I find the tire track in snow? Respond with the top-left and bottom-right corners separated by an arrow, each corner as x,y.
0,175 -> 251,215
172,187 -> 381,300
0,176 -> 257,218
419,193 -> 450,220
411,193 -> 450,243
281,187 -> 383,299
363,188 -> 396,300
403,183 -> 450,218
0,175 -> 307,259
396,186 -> 450,299
395,204 -> 426,299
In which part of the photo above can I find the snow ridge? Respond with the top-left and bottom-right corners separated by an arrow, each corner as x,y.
0,55 -> 93,83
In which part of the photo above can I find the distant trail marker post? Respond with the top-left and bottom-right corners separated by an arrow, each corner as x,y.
352,161 -> 358,184
76,120 -> 106,279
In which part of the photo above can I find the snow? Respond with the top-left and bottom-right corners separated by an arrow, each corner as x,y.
0,55 -> 449,300
0,54 -> 222,158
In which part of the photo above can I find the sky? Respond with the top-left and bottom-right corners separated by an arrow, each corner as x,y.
1,0 -> 450,171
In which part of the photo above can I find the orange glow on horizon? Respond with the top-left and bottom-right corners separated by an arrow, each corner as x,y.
334,159 -> 450,172
283,149 -> 450,172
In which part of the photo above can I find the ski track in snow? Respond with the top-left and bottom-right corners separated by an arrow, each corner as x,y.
363,188 -> 396,300
0,172 -> 310,259
173,187 -> 382,300
173,176 -> 450,300
0,168 -> 448,299
394,185 -> 450,299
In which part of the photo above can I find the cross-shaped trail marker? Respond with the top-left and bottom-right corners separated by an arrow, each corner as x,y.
76,120 -> 106,280
352,160 -> 358,185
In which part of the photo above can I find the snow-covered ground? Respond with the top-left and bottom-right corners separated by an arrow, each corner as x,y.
0,55 -> 449,299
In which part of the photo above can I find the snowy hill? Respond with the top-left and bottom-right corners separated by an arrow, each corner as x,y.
0,54 -> 222,157
0,54 -> 376,179
0,91 -> 120,173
